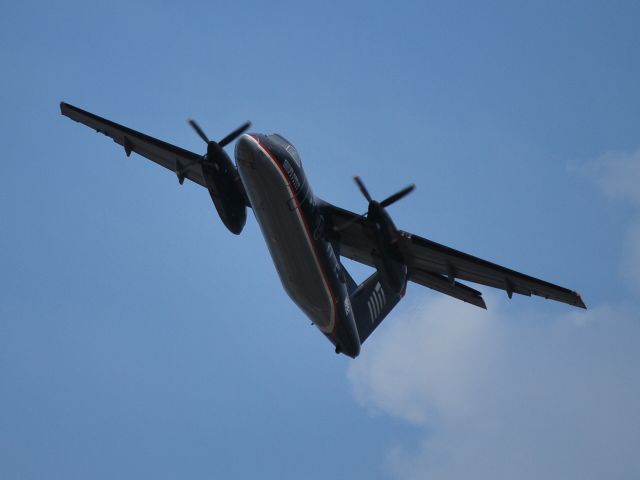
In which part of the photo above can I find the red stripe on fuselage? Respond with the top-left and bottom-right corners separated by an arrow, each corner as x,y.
247,135 -> 341,339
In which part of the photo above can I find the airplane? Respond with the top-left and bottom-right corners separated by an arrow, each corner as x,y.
60,102 -> 586,358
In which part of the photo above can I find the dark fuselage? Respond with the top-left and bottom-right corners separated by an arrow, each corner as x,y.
235,134 -> 361,357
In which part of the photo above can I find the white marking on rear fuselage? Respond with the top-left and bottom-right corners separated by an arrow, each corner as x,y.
367,282 -> 386,323
368,298 -> 376,323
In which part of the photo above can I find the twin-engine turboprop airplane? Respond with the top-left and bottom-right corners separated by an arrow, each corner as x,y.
60,102 -> 586,358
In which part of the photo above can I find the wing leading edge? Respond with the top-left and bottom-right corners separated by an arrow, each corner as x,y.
324,203 -> 586,310
60,102 -> 207,187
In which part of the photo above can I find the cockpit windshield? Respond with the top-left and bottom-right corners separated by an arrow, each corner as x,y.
269,134 -> 302,167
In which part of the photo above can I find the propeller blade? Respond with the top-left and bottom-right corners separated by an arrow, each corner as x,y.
188,119 -> 209,144
353,176 -> 372,202
218,121 -> 252,147
380,184 -> 416,208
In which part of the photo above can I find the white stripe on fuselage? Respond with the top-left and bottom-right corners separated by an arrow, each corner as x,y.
242,135 -> 337,334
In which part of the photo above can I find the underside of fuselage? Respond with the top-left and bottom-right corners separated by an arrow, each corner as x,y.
235,133 -> 361,358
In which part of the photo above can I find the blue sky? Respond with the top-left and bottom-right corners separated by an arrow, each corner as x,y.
1,1 -> 639,478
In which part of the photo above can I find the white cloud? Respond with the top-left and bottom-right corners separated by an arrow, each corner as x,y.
575,147 -> 640,292
348,297 -> 498,425
576,148 -> 640,207
348,297 -> 640,480
622,222 -> 640,292
348,148 -> 640,479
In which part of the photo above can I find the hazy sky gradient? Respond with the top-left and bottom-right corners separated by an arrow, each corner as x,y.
1,1 -> 639,478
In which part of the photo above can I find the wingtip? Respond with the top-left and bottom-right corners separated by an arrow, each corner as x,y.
60,101 -> 74,116
575,292 -> 587,309
478,296 -> 488,310
470,296 -> 487,310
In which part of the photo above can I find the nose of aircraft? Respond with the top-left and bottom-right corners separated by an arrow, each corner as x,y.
234,133 -> 261,169
235,133 -> 284,172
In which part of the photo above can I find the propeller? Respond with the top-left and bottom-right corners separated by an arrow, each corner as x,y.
187,118 -> 210,143
174,118 -> 251,185
379,183 -> 415,208
187,118 -> 251,151
218,121 -> 252,147
335,176 -> 415,232
354,176 -> 372,202
353,176 -> 415,209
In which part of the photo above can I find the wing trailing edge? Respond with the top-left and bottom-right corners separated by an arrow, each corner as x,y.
409,269 -> 487,309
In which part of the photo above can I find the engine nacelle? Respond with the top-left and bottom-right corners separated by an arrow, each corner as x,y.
367,201 -> 407,294
202,142 -> 247,235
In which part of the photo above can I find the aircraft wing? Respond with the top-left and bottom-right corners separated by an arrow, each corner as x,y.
325,204 -> 586,309
60,102 -> 207,187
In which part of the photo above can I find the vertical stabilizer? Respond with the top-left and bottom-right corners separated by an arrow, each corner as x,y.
349,272 -> 403,344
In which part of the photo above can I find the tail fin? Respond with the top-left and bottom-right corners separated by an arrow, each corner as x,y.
348,272 -> 403,344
